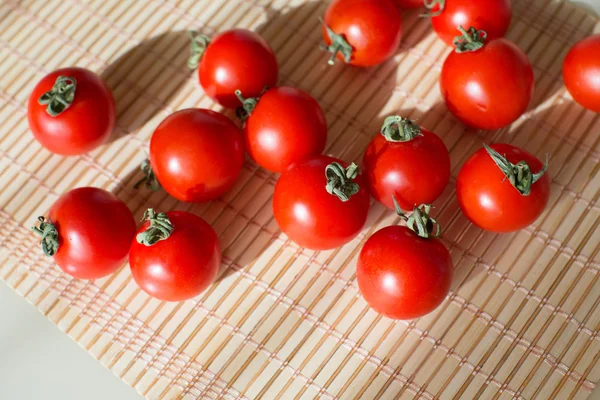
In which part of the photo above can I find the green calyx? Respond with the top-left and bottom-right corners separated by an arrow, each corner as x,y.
320,19 -> 353,66
484,144 -> 549,196
187,30 -> 211,69
235,90 -> 261,121
422,0 -> 445,17
133,159 -> 161,192
31,216 -> 59,256
38,76 -> 77,117
453,26 -> 487,53
136,209 -> 174,246
393,198 -> 442,239
325,162 -> 360,202
381,116 -> 422,142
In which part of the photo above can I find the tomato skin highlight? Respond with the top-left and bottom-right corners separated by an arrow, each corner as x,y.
199,29 -> 278,108
129,211 -> 220,302
28,67 -> 116,155
362,127 -> 450,210
323,0 -> 402,67
563,34 -> 600,113
242,87 -> 327,173
456,144 -> 550,233
440,38 -> 534,130
273,155 -> 370,250
46,187 -> 136,280
357,225 -> 453,320
149,109 -> 245,203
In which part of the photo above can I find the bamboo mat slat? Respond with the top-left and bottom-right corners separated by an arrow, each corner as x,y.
1,0 -> 600,399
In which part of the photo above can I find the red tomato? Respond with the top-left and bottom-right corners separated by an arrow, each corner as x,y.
563,34 -> 600,113
363,116 -> 450,210
357,205 -> 453,320
456,143 -> 550,233
322,0 -> 402,67
148,109 -> 245,203
188,29 -> 278,108
430,0 -> 512,46
28,67 -> 115,155
273,155 -> 370,250
129,209 -> 220,302
32,187 -> 136,279
440,27 -> 534,130
394,0 -> 424,9
238,86 -> 327,173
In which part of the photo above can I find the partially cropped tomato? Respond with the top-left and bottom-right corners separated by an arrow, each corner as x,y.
28,67 -> 116,155
456,143 -> 550,233
322,0 -> 402,67
147,109 -> 244,202
273,155 -> 370,250
363,116 -> 450,210
563,34 -> 600,113
394,0 -> 424,9
187,29 -> 278,108
129,209 -> 220,302
429,0 -> 512,46
238,86 -> 327,173
440,27 -> 533,130
32,187 -> 136,279
357,204 -> 452,320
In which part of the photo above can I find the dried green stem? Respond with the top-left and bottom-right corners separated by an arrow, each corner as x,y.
380,116 -> 422,142
421,0 -> 445,17
38,76 -> 77,117
453,26 -> 487,53
325,162 -> 360,202
134,159 -> 161,191
187,30 -> 211,69
393,198 -> 442,239
136,209 -> 174,246
320,19 -> 353,65
31,216 -> 59,256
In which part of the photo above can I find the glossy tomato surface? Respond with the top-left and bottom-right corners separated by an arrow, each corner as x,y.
363,127 -> 450,210
456,144 -> 550,233
440,38 -> 533,130
129,211 -> 220,302
199,29 -> 278,108
243,87 -> 327,173
47,187 -> 136,279
394,0 -> 424,9
323,0 -> 402,67
357,225 -> 453,320
431,0 -> 512,46
28,67 -> 116,155
563,34 -> 600,112
273,155 -> 370,250
150,109 -> 245,203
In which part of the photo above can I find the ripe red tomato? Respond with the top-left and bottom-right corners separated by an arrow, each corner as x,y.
456,143 -> 550,233
28,67 -> 115,155
429,0 -> 512,46
188,29 -> 278,108
362,116 -> 450,210
440,27 -> 533,130
563,34 -> 600,113
148,109 -> 244,203
273,155 -> 370,250
238,86 -> 327,173
129,209 -> 220,302
32,187 -> 136,280
357,204 -> 452,320
394,0 -> 424,9
322,0 -> 402,67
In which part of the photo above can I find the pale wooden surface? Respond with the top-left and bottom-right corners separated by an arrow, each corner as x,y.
1,0 -> 600,399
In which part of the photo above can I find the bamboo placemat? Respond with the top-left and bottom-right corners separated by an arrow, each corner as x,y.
1,0 -> 600,399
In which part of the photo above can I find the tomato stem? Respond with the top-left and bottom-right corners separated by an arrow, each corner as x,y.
187,30 -> 211,69
136,209 -> 174,246
31,216 -> 59,256
421,0 -> 445,18
484,144 -> 549,196
393,198 -> 442,238
381,116 -> 422,142
133,159 -> 161,192
38,76 -> 77,117
235,90 -> 260,121
325,162 -> 360,202
320,19 -> 353,66
453,26 -> 487,53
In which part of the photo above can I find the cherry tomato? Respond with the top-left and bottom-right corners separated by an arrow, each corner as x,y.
238,86 -> 327,173
148,109 -> 244,203
563,34 -> 600,113
32,187 -> 136,280
322,0 -> 402,67
394,0 -> 424,9
129,209 -> 220,302
28,67 -> 116,155
456,143 -> 550,233
363,116 -> 450,210
187,29 -> 278,108
273,155 -> 370,250
440,27 -> 533,130
357,204 -> 452,320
